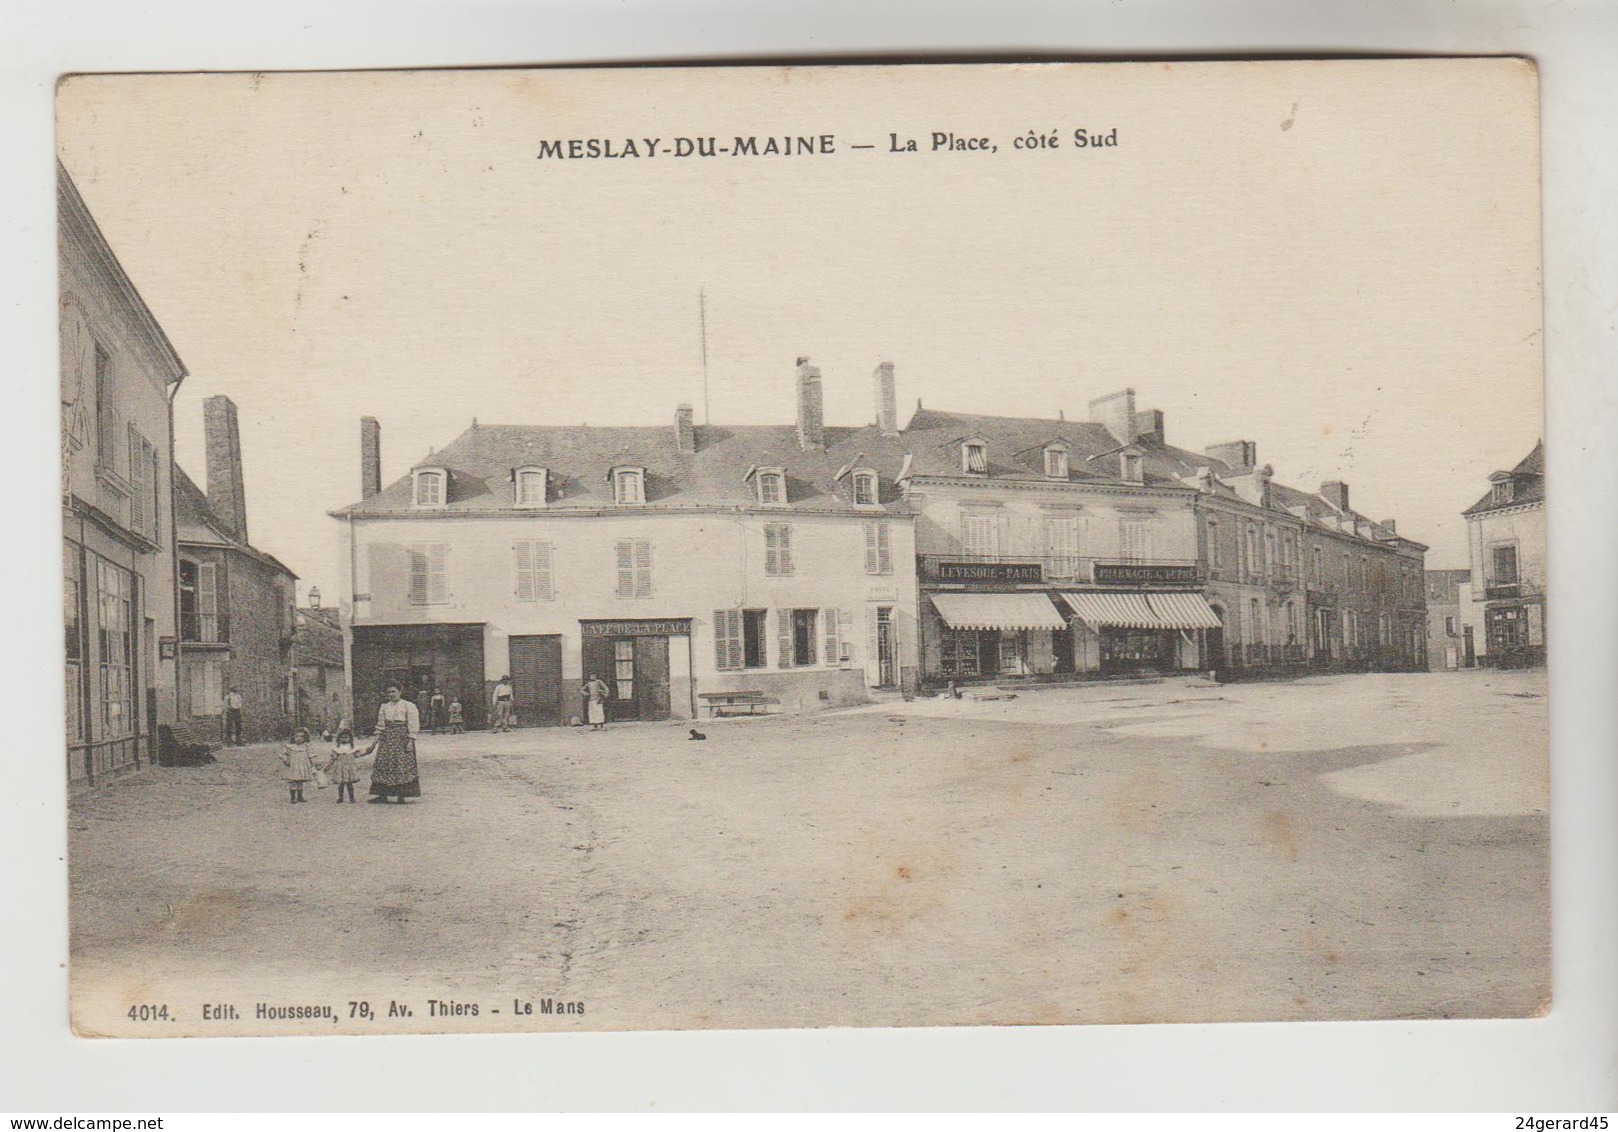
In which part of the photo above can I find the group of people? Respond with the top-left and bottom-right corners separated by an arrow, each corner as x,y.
412,684 -> 465,734
489,673 -> 613,731
279,683 -> 424,805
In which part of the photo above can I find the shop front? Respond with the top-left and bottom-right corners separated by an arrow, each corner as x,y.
1059,590 -> 1221,676
926,591 -> 1070,681
579,617 -> 694,722
350,622 -> 487,733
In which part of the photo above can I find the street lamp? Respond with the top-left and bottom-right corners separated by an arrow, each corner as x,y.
308,586 -> 321,609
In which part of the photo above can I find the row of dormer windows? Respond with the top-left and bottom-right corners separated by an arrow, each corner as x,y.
958,438 -> 1141,483
411,463 -> 885,509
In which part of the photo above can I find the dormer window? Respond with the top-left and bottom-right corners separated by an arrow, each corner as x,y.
1044,444 -> 1069,480
1491,481 -> 1514,505
755,468 -> 786,507
611,466 -> 646,505
513,466 -> 547,508
1120,451 -> 1144,484
852,470 -> 879,507
962,440 -> 988,475
412,467 -> 447,509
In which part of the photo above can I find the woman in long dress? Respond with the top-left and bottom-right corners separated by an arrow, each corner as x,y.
584,672 -> 610,731
368,683 -> 422,803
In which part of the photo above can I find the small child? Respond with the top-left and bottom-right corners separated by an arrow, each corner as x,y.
281,727 -> 315,804
447,698 -> 464,734
325,728 -> 376,805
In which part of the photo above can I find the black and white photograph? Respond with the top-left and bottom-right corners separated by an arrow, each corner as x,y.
54,60 -> 1550,1038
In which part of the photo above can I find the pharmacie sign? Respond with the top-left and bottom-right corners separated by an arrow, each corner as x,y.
934,561 -> 1044,584
1093,563 -> 1201,586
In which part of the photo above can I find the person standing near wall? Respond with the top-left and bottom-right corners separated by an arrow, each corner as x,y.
491,675 -> 514,732
223,686 -> 246,746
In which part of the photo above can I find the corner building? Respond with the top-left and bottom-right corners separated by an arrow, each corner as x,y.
333,361 -> 919,731
1463,441 -> 1545,666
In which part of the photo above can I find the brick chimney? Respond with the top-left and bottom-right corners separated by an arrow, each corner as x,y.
1133,408 -> 1165,445
203,395 -> 248,540
1321,480 -> 1350,511
675,403 -> 696,453
795,357 -> 824,450
1206,440 -> 1257,471
1087,388 -> 1136,444
360,416 -> 382,499
1380,518 -> 1396,535
874,361 -> 898,436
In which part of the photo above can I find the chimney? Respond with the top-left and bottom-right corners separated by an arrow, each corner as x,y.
360,416 -> 382,499
1321,480 -> 1350,511
675,403 -> 696,453
203,395 -> 248,540
795,357 -> 824,450
1380,519 -> 1397,535
874,362 -> 898,436
1133,408 -> 1165,445
1087,388 -> 1136,444
1206,440 -> 1257,471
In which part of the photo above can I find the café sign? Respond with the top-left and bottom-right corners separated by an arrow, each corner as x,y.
934,561 -> 1044,584
1093,563 -> 1201,586
580,618 -> 693,638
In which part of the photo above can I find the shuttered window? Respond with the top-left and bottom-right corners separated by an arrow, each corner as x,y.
714,609 -> 744,671
197,562 -> 219,642
1042,516 -> 1079,578
765,524 -> 793,576
616,540 -> 653,598
1120,518 -> 1151,560
864,521 -> 892,575
776,609 -> 793,668
514,540 -> 554,601
823,608 -> 840,667
962,513 -> 997,557
409,543 -> 449,605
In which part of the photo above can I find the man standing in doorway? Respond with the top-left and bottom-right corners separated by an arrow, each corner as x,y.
223,686 -> 245,746
491,675 -> 514,732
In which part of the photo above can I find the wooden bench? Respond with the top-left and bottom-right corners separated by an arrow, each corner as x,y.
697,690 -> 780,718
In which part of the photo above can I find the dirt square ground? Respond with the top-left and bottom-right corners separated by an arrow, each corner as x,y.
68,668 -> 1548,1035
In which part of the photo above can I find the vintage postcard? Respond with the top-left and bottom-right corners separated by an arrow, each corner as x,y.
57,59 -> 1546,1037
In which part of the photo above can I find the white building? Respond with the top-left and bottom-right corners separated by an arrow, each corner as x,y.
1463,441 -> 1546,665
333,361 -> 919,729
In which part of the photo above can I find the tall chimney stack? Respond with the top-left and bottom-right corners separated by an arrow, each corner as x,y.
1132,408 -> 1165,445
874,362 -> 898,437
795,357 -> 824,450
360,416 -> 382,499
674,403 -> 696,453
1087,388 -> 1137,445
203,395 -> 248,540
1206,440 -> 1257,471
1321,480 -> 1350,512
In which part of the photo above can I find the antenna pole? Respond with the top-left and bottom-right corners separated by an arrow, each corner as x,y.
699,287 -> 711,424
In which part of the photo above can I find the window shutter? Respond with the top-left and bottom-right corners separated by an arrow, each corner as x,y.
127,426 -> 147,535
877,521 -> 892,575
515,541 -> 535,601
865,608 -> 881,685
713,610 -> 732,670
146,440 -> 161,543
197,562 -> 217,618
428,544 -> 449,604
616,540 -> 634,597
778,526 -> 793,575
777,609 -> 793,668
533,541 -> 554,600
765,525 -> 780,575
634,540 -> 653,597
823,608 -> 839,667
408,546 -> 429,605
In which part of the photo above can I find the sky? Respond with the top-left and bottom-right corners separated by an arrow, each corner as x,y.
56,61 -> 1543,597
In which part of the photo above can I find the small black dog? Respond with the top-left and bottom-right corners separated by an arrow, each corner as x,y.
688,728 -> 707,741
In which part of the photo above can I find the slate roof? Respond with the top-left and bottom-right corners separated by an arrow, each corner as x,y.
337,405 -> 1423,549
175,466 -> 297,577
339,422 -> 914,516
1464,440 -> 1545,516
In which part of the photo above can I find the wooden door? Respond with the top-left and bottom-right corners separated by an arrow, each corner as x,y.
634,635 -> 671,721
509,634 -> 564,727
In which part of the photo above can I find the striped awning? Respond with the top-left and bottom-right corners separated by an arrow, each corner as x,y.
1147,592 -> 1223,629
930,592 -> 1069,631
1060,591 -> 1223,630
1060,592 -> 1161,629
